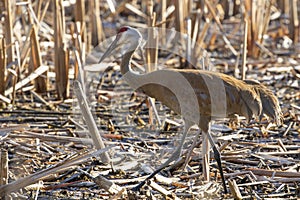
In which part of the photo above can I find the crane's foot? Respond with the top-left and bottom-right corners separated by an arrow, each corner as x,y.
131,164 -> 168,192
131,150 -> 181,192
131,125 -> 188,192
131,180 -> 146,192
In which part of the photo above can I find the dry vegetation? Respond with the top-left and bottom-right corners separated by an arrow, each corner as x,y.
0,0 -> 299,199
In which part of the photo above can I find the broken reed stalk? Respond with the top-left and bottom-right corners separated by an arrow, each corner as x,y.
195,15 -> 211,57
146,0 -> 157,72
191,9 -> 201,63
106,0 -> 127,19
30,25 -> 47,92
77,21 -> 87,60
54,0 -> 69,99
174,0 -> 187,67
0,150 -> 8,185
0,38 -> 6,96
4,0 -> 14,65
106,0 -> 116,14
73,80 -> 110,163
4,65 -> 49,96
2,0 -> 16,100
34,0 -> 43,20
245,0 -> 272,58
0,150 -> 8,199
241,17 -> 248,80
186,17 -> 192,68
247,168 -> 300,178
74,0 -> 88,52
174,0 -> 185,34
89,0 -> 103,47
160,0 -> 167,46
146,0 -> 158,126
74,49 -> 85,93
92,174 -> 125,195
9,69 -> 17,105
70,20 -> 86,83
19,23 -> 34,71
289,0 -> 299,43
204,0 -> 237,56
74,0 -> 84,25
228,179 -> 243,200
0,148 -> 111,196
125,3 -> 147,19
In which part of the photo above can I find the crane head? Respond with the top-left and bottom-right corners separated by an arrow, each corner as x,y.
99,26 -> 142,63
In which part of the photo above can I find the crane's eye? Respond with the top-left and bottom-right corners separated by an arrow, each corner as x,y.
118,27 -> 129,34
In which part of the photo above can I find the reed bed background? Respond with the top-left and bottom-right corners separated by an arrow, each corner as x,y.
0,0 -> 299,100
0,0 -> 299,199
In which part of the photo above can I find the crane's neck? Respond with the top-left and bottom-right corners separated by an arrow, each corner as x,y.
120,48 -> 146,91
120,50 -> 137,75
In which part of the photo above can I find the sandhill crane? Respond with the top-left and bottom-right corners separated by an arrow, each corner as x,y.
99,26 -> 282,193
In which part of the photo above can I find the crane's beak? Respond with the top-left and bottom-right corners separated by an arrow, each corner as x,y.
99,35 -> 120,63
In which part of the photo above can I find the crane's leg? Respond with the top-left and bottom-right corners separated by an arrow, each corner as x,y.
202,131 -> 210,182
131,121 -> 193,191
182,128 -> 201,170
206,130 -> 228,193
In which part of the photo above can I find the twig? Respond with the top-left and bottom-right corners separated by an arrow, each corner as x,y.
246,168 -> 300,178
149,180 -> 180,199
4,0 -> 14,64
241,17 -> 248,80
0,148 -> 111,195
5,65 -> 49,96
30,25 -> 47,92
204,0 -> 238,56
0,150 -> 8,199
0,38 -> 6,96
283,121 -> 294,137
92,174 -> 125,195
54,0 -> 69,99
228,179 -> 242,200
73,80 -> 110,163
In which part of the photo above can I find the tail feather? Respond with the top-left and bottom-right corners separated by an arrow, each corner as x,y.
239,87 -> 262,122
244,80 -> 283,125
